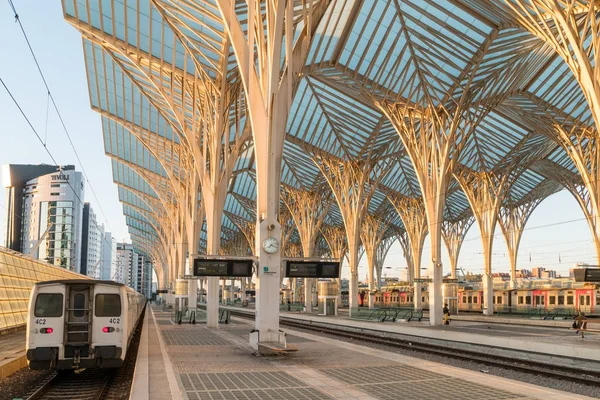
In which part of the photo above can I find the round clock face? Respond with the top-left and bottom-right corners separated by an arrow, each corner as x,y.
262,237 -> 280,254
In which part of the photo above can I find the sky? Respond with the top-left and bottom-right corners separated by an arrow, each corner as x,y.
0,0 -> 131,244
0,1 -> 597,280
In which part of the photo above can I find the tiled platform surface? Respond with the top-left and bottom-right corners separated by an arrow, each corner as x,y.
219,306 -> 600,364
0,330 -> 26,379
134,305 -> 594,400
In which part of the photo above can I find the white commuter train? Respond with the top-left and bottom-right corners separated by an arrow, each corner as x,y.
26,280 -> 145,370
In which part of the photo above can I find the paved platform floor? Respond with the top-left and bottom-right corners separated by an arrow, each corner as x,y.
133,305 -> 595,400
0,330 -> 26,378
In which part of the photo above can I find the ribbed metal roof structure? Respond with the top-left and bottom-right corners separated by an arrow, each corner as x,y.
63,0 -> 598,325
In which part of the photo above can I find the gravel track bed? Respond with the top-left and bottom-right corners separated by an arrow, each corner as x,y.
0,368 -> 51,400
286,323 -> 600,399
0,307 -> 145,400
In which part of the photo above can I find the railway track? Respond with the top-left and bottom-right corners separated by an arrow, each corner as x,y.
229,309 -> 600,388
24,369 -> 114,400
21,307 -> 146,400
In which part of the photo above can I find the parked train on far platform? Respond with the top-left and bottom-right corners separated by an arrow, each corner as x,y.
26,280 -> 145,370
357,284 -> 600,315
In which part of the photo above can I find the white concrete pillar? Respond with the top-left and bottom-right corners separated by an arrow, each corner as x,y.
206,277 -> 219,327
221,280 -> 226,304
188,279 -> 198,311
198,279 -> 204,303
483,274 -> 494,315
241,277 -> 246,302
292,278 -> 298,302
414,282 -> 422,310
255,221 -> 282,341
428,223 -> 444,326
369,292 -> 375,308
229,279 -> 235,304
304,279 -> 313,312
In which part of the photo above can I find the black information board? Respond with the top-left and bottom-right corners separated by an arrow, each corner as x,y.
193,258 -> 254,277
286,261 -> 340,278
574,268 -> 600,282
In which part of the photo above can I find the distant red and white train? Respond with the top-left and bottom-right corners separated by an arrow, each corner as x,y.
459,286 -> 599,314
357,283 -> 600,315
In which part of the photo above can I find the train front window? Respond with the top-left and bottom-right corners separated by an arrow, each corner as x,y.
35,293 -> 63,317
95,294 -> 122,317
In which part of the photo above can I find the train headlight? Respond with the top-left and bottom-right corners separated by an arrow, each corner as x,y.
102,327 -> 115,333
40,328 -> 53,334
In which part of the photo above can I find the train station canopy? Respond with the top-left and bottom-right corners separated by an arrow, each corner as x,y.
62,0 -> 596,270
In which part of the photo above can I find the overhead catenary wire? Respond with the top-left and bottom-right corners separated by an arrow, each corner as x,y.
6,0 -> 116,240
0,77 -> 123,273
3,1 -> 156,279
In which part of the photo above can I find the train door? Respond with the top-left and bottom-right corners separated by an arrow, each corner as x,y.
578,290 -> 592,313
532,290 -> 545,309
65,285 -> 92,362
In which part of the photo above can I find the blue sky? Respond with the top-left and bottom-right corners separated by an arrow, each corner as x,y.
0,1 -> 596,279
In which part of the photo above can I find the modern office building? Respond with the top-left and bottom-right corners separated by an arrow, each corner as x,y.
81,203 -> 104,278
2,164 -> 65,251
143,258 -> 152,298
116,242 -> 138,287
101,231 -> 116,280
2,164 -> 85,271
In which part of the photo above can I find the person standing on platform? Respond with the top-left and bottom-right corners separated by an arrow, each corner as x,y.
443,303 -> 450,325
574,312 -> 588,338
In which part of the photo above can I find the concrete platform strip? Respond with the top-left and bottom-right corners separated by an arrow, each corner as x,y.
130,309 -> 149,400
285,326 -> 595,400
150,307 -> 183,400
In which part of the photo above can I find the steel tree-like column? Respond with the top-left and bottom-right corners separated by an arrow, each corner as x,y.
536,158 -> 600,262
455,170 -> 516,315
388,195 -> 428,311
502,1 -> 600,133
216,0 -> 329,340
375,236 -> 395,289
278,207 -> 297,285
192,88 -> 250,327
396,229 -> 414,284
320,224 -> 348,306
313,157 -> 382,316
441,216 -> 475,279
360,211 -> 393,308
282,186 -> 331,311
498,197 -> 543,288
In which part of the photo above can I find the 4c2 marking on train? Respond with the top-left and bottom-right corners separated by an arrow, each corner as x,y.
108,318 -> 120,324
35,319 -> 47,325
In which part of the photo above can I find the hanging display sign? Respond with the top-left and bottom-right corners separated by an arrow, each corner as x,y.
285,261 -> 340,278
192,258 -> 254,277
573,268 -> 600,282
